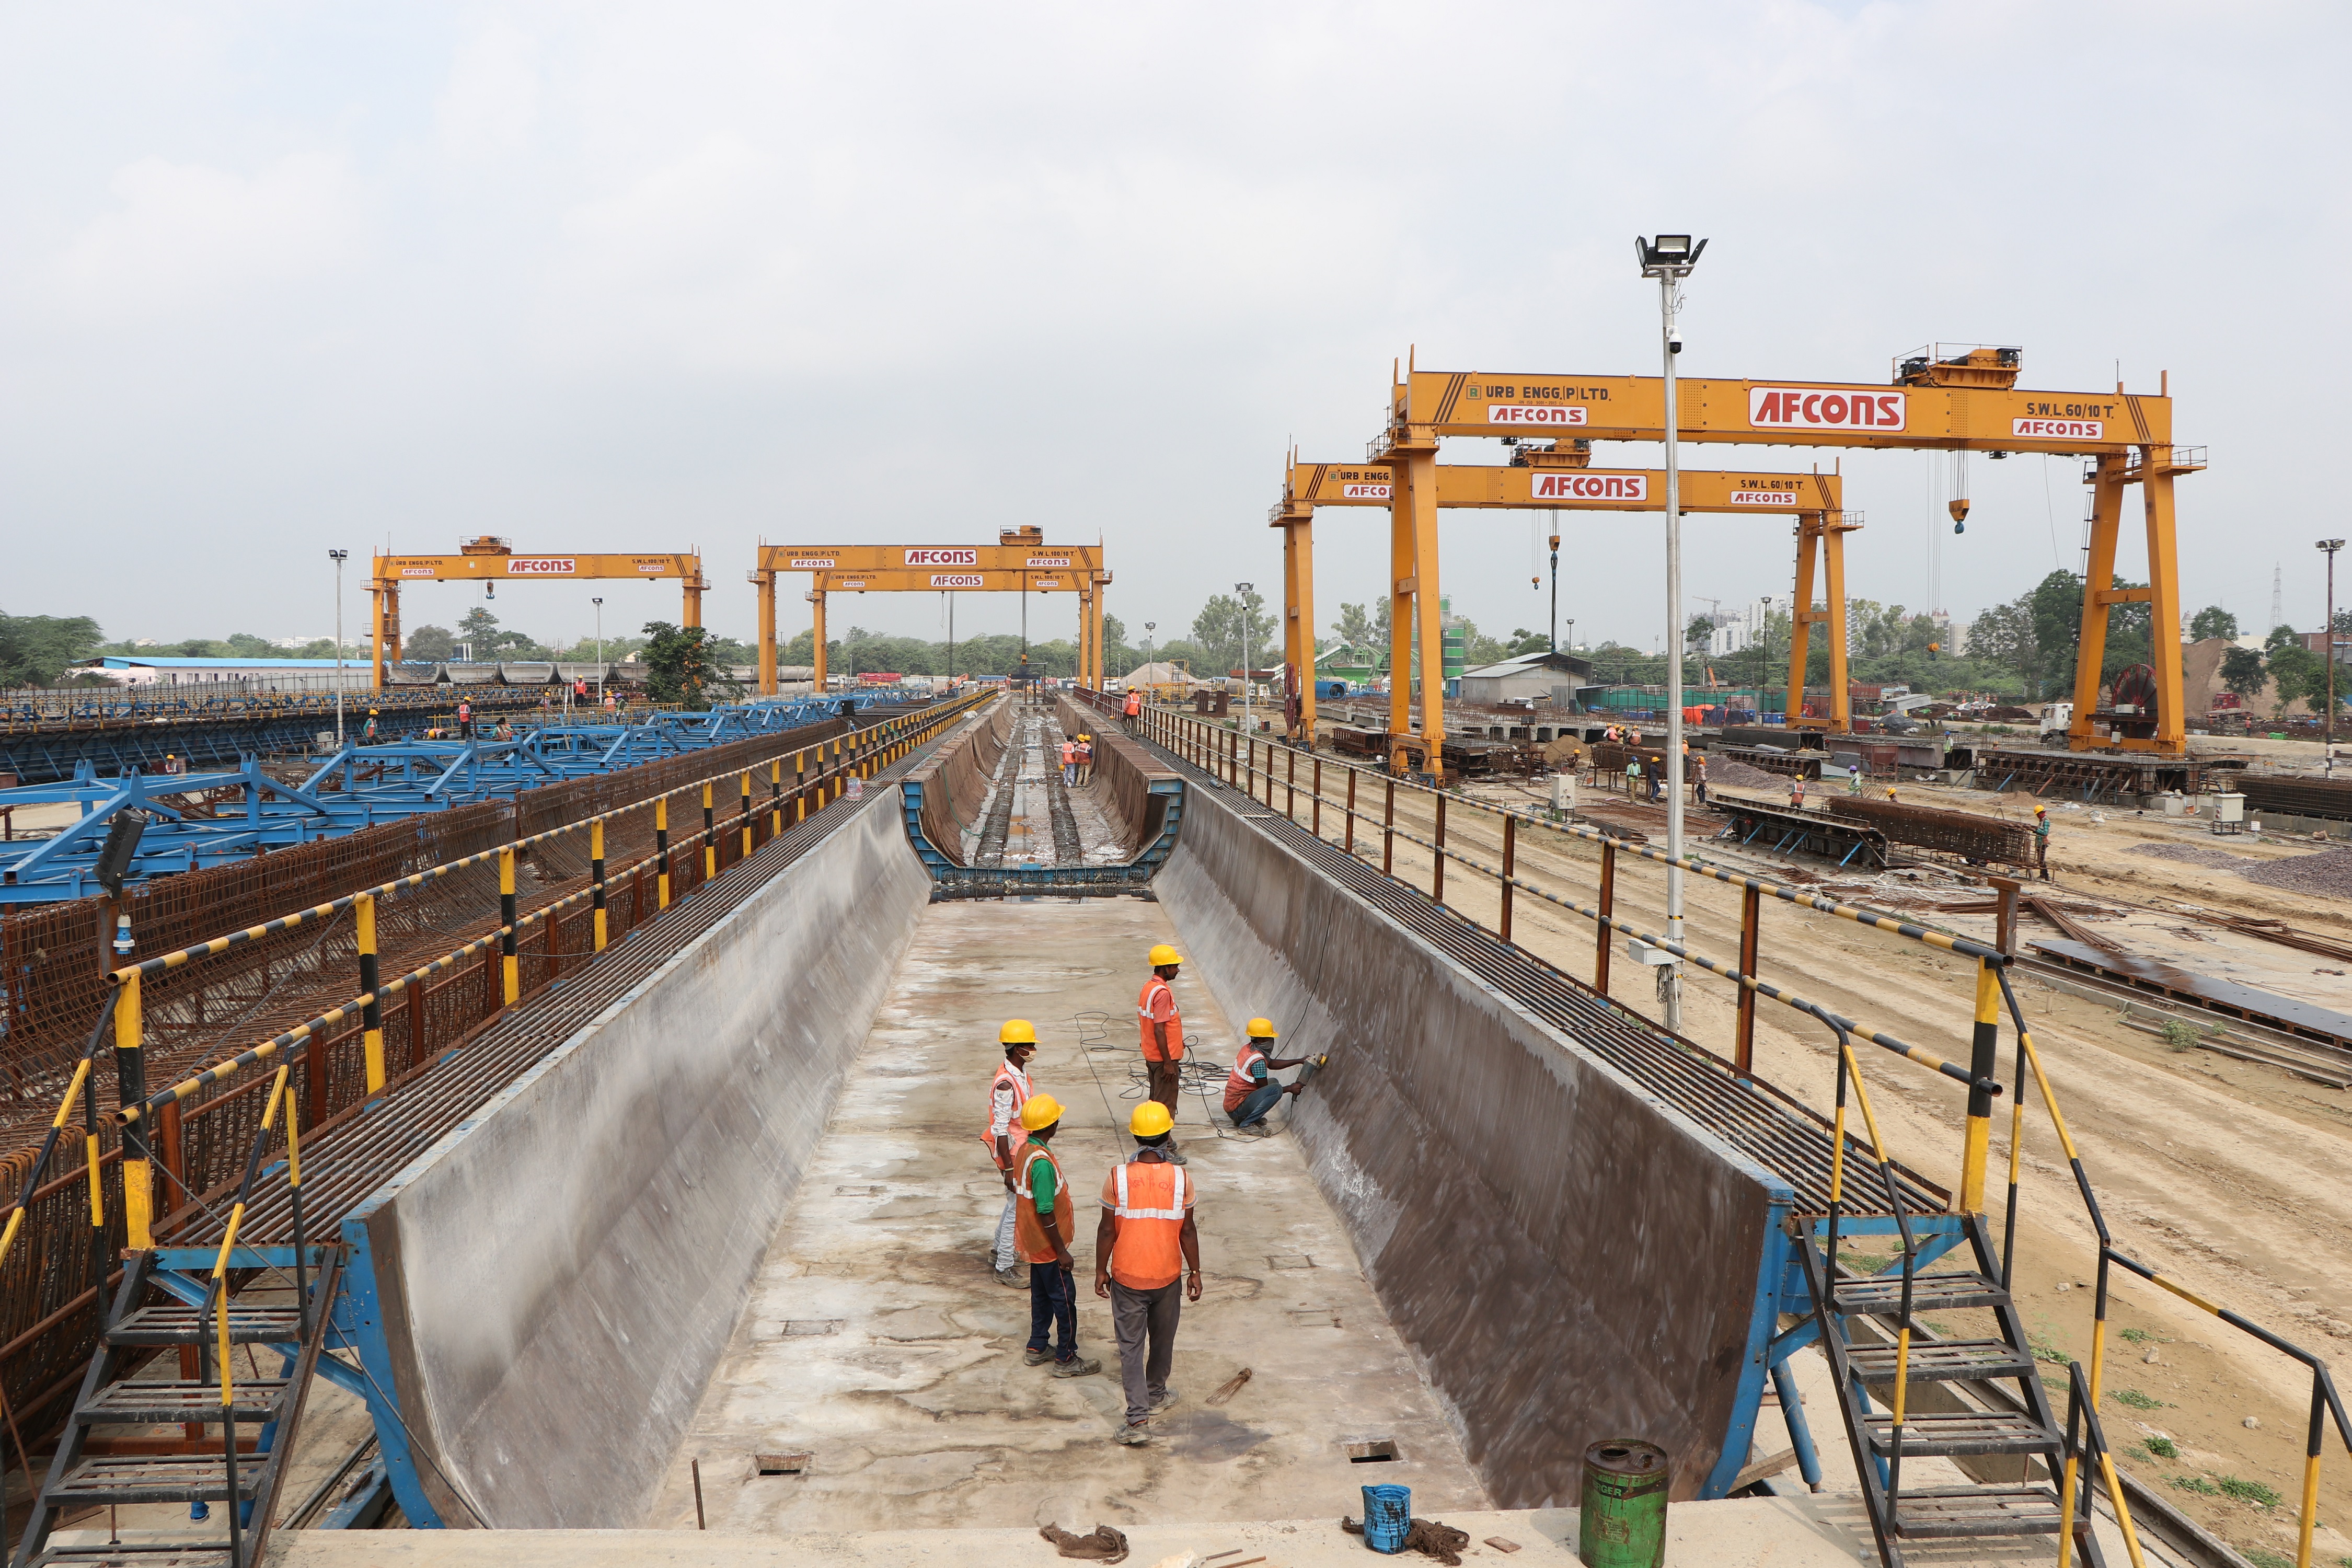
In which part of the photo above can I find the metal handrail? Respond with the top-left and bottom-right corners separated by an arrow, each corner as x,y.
1824,1031 -> 1922,1514
1996,961 -> 2345,1568
0,991 -> 119,1278
104,690 -> 987,1132
108,691 -> 984,985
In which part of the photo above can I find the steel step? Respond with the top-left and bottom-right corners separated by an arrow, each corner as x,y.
1847,1339 -> 2037,1385
1863,1410 -> 2062,1457
1888,1483 -> 2066,1539
48,1454 -> 263,1505
105,1304 -> 304,1348
1834,1270 -> 2007,1314
77,1379 -> 289,1425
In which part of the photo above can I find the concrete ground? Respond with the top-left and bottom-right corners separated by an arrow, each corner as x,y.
642,895 -> 1492,1535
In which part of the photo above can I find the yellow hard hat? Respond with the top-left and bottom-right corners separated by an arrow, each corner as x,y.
999,1019 -> 1039,1045
1246,1017 -> 1277,1039
1019,1094 -> 1063,1131
1147,944 -> 1184,967
1129,1101 -> 1174,1138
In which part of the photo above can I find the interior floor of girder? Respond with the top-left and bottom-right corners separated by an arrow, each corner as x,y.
649,896 -> 1487,1532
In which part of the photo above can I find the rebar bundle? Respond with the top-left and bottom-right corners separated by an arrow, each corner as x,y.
1827,797 -> 2035,866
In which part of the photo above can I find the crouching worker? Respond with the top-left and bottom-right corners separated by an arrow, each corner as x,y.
1223,1017 -> 1313,1132
1013,1095 -> 1100,1378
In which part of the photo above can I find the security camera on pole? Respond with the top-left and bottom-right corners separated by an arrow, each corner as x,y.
1637,233 -> 1706,1029
1236,583 -> 1255,735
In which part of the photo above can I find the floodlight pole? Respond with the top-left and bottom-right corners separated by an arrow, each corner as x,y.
1236,584 -> 1255,737
329,549 -> 348,746
593,597 -> 604,708
1639,234 -> 1705,1030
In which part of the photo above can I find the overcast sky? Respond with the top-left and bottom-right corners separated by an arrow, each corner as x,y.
4,3 -> 2346,656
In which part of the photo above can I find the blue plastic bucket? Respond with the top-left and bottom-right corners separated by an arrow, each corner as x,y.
1361,1483 -> 1411,1553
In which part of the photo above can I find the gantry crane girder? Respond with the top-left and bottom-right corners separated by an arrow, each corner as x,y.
752,533 -> 1109,695
369,539 -> 707,689
1371,361 -> 2196,759
1272,454 -> 1854,752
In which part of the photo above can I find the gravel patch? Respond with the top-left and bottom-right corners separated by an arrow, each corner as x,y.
2239,846 -> 2352,898
2128,843 -> 2256,870
1705,757 -> 1780,788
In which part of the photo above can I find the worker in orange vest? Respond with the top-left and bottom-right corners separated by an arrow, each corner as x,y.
1012,1095 -> 1100,1378
457,698 -> 472,737
1124,687 -> 1143,728
1136,944 -> 1188,1163
1223,1017 -> 1314,1132
1060,735 -> 1078,786
1075,734 -> 1094,786
1096,1101 -> 1200,1445
985,1020 -> 1038,1287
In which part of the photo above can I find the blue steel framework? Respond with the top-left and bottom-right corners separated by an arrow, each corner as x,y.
0,695 -> 910,904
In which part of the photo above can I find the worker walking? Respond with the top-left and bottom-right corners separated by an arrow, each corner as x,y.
1691,752 -> 1708,806
1136,944 -> 1189,1164
1790,777 -> 1807,811
2034,804 -> 2052,881
1060,735 -> 1078,787
1124,687 -> 1144,730
1076,734 -> 1094,785
363,707 -> 379,743
1224,1017 -> 1315,1132
1624,755 -> 1641,799
1096,1102 -> 1201,1446
1010,1096 -> 1101,1378
985,1020 -> 1039,1287
1847,767 -> 1864,795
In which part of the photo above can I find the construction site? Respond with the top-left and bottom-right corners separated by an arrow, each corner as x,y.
1,321 -> 2348,1568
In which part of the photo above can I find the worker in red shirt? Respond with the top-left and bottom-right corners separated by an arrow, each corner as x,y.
1223,1017 -> 1315,1132
1136,944 -> 1188,1163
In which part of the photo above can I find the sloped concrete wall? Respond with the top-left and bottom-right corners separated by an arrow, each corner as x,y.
360,789 -> 933,1527
1152,786 -> 1776,1505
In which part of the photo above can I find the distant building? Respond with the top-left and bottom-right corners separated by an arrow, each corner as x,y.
1457,650 -> 1598,706
1707,598 -> 1776,656
76,656 -> 369,692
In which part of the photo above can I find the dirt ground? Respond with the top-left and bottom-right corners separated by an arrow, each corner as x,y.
1244,730 -> 2352,1565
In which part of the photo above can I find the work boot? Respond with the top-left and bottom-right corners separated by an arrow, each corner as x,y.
994,1263 -> 1028,1288
1115,1421 -> 1154,1446
1151,1387 -> 1179,1411
1050,1356 -> 1102,1379
1023,1346 -> 1055,1366
1162,1138 -> 1188,1167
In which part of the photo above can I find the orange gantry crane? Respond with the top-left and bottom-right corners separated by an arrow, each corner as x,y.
369,537 -> 706,689
1363,347 -> 2197,765
753,528 -> 1108,693
1274,448 -> 1852,753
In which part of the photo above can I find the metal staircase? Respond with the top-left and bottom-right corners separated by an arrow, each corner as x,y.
13,1250 -> 341,1567
1793,1035 -> 2126,1568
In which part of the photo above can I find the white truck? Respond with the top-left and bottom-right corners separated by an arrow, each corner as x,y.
2038,701 -> 2073,742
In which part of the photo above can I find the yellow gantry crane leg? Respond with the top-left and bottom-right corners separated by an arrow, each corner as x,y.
753,568 -> 778,696
2069,454 -> 2129,749
1785,512 -> 1855,732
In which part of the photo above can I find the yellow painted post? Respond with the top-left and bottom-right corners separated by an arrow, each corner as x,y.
499,847 -> 520,1004
116,971 -> 153,1250
740,771 -> 754,859
769,758 -> 783,836
1959,958 -> 2000,1212
656,797 -> 672,909
702,781 -> 717,879
358,894 -> 386,1093
590,821 -> 608,953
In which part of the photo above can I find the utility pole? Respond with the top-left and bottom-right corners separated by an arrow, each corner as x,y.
1638,233 -> 1705,1031
328,549 -> 348,746
1236,583 -> 1256,736
2323,540 -> 2345,776
593,597 -> 604,709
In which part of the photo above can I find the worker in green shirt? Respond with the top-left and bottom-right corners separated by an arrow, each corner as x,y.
1010,1096 -> 1099,1378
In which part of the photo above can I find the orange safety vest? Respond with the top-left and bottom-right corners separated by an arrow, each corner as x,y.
1125,690 -> 1142,716
1106,1158 -> 1189,1290
1013,1140 -> 1074,1263
981,1059 -> 1032,1166
1060,740 -> 1076,766
1223,1041 -> 1267,1113
1137,976 -> 1183,1062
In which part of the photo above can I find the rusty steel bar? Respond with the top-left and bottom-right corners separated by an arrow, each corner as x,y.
1433,793 -> 1447,905
1596,839 -> 1616,995
1736,882 -> 1761,1081
1500,814 -> 1516,946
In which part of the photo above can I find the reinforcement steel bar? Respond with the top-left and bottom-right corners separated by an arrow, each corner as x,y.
1827,797 -> 2036,868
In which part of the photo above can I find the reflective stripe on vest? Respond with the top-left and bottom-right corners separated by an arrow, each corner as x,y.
1225,1041 -> 1266,1099
1016,1143 -> 1058,1200
1113,1161 -> 1188,1220
981,1060 -> 1032,1159
1137,975 -> 1183,1060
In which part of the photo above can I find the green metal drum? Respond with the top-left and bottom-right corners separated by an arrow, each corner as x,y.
1578,1438 -> 1668,1568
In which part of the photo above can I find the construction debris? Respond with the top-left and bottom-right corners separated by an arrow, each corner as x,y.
1342,1514 -> 1474,1564
1040,1523 -> 1132,1562
1205,1367 -> 1253,1406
